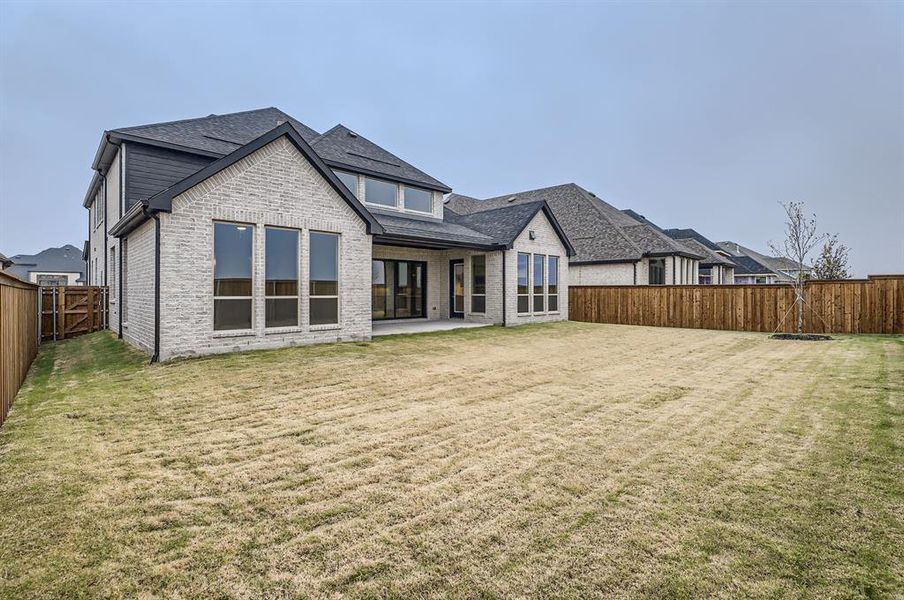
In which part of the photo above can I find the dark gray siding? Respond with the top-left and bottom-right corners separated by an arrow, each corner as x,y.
124,142 -> 214,210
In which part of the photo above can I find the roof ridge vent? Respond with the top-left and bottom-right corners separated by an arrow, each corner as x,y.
507,196 -> 517,203
347,130 -> 358,138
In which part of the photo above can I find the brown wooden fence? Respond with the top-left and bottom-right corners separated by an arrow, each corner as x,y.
569,275 -> 903,334
1,272 -> 40,427
41,286 -> 109,341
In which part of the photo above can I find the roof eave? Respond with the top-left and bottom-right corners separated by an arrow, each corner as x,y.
108,201 -> 150,238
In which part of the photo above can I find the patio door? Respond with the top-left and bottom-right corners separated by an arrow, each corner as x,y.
372,259 -> 426,320
450,259 -> 464,319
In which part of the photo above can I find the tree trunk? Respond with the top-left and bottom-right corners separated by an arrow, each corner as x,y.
797,288 -> 804,334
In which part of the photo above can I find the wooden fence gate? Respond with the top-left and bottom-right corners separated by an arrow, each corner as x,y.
41,286 -> 109,341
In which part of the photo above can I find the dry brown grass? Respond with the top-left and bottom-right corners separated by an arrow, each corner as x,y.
1,323 -> 901,598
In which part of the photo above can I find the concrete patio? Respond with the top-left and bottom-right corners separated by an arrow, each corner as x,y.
371,319 -> 492,337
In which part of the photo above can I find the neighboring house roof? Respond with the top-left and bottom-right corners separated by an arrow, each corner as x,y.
648,227 -> 737,267
310,125 -> 450,192
717,241 -> 812,280
730,255 -> 775,276
0,252 -> 12,269
112,122 -> 384,237
446,184 -> 702,264
5,245 -> 86,280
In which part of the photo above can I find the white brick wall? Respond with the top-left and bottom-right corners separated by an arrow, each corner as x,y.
156,136 -> 372,360
121,219 -> 156,354
504,211 -> 569,325
571,262 -> 637,285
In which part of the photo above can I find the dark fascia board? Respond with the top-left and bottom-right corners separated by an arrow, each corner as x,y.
570,258 -> 641,266
144,122 -> 384,235
82,171 -> 102,208
324,160 -> 452,193
375,234 -> 503,252
502,203 -> 576,257
108,202 -> 146,238
646,250 -> 706,260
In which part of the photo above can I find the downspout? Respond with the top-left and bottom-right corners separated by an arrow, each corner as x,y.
633,261 -> 637,285
101,173 -> 107,287
672,256 -> 676,284
86,207 -> 91,284
501,250 -> 507,326
151,212 -> 161,363
118,236 -> 124,339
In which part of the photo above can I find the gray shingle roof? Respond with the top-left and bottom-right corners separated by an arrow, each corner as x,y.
730,255 -> 776,276
311,125 -> 450,191
657,227 -> 736,267
372,210 -> 497,247
109,108 -> 448,192
6,245 -> 85,280
446,184 -> 703,263
717,241 -> 812,280
113,107 -> 320,154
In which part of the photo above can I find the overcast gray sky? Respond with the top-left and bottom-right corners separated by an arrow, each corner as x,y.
1,1 -> 902,276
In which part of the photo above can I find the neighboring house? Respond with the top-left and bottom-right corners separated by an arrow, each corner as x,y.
0,252 -> 12,270
447,184 -> 704,286
85,108 -> 573,361
717,241 -> 812,283
660,228 -> 736,284
5,245 -> 86,286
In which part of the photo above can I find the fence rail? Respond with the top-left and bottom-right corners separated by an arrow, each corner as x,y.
1,272 -> 40,428
569,275 -> 903,335
41,286 -> 109,341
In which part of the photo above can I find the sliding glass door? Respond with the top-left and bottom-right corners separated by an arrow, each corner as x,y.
372,259 -> 426,320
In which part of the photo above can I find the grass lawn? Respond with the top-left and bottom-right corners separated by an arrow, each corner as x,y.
0,323 -> 901,598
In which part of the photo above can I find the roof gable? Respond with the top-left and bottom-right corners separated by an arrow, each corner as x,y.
111,123 -> 383,238
445,201 -> 576,256
311,125 -> 451,192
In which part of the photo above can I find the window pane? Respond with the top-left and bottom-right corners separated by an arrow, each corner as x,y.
310,297 -> 338,325
214,223 -> 253,296
334,171 -> 358,197
266,298 -> 298,328
533,254 -> 544,294
214,298 -> 252,330
266,228 -> 298,297
533,294 -> 544,312
472,255 -> 486,295
310,231 -> 338,283
517,253 -> 529,294
404,186 -> 432,212
364,177 -> 397,207
517,295 -> 530,314
472,295 -> 486,313
548,256 -> 558,295
548,295 -> 558,312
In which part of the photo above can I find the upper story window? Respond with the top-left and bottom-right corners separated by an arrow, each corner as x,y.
402,186 -> 432,213
364,177 -> 397,207
93,186 -> 105,229
334,171 -> 359,198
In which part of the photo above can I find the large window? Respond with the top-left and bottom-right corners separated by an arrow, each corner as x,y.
265,227 -> 299,328
364,177 -> 397,207
517,253 -> 530,314
649,258 -> 665,285
310,232 -> 339,325
214,222 -> 254,330
471,255 -> 486,313
403,186 -> 432,213
548,256 -> 559,312
334,171 -> 359,198
533,254 -> 545,313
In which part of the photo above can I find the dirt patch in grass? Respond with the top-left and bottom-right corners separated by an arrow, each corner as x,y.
1,324 -> 901,598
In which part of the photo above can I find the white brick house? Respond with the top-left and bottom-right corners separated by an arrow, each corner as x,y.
86,109 -> 573,361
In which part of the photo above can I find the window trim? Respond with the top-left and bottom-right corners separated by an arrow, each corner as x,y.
264,226 -> 301,329
517,252 -> 531,315
532,253 -> 546,314
309,230 -> 341,327
401,185 -> 434,214
547,255 -> 559,314
213,221 -> 255,332
362,176 -> 399,209
470,254 -> 487,314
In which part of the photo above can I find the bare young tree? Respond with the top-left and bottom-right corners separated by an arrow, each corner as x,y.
813,235 -> 851,280
769,201 -> 825,334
